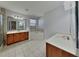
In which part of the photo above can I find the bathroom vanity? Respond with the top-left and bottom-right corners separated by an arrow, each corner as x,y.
5,30 -> 29,45
5,16 -> 29,45
46,34 -> 77,57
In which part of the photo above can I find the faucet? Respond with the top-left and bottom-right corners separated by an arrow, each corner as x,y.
63,35 -> 70,40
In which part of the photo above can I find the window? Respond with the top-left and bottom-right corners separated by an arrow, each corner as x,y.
30,19 -> 37,26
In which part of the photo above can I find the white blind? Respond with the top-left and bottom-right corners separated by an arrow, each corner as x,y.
30,19 -> 37,26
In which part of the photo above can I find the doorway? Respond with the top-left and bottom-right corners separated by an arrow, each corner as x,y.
29,18 -> 44,40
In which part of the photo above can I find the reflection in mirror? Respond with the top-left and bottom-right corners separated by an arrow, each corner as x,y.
7,16 -> 16,31
11,21 -> 16,30
7,16 -> 26,31
17,20 -> 26,30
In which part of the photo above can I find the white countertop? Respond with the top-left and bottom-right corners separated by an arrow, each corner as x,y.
46,33 -> 77,55
7,29 -> 29,34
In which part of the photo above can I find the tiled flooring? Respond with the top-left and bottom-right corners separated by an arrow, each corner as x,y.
0,31 -> 46,57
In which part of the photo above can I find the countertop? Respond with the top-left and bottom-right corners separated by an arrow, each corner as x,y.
46,33 -> 77,56
7,28 -> 29,34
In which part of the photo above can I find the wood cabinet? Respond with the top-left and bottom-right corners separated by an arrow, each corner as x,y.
14,33 -> 20,42
62,50 -> 75,57
46,43 -> 76,57
25,32 -> 29,39
6,32 -> 29,45
19,32 -> 29,41
19,33 -> 25,41
7,34 -> 14,44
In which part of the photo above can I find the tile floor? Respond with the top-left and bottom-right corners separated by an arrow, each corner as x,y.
0,31 -> 46,57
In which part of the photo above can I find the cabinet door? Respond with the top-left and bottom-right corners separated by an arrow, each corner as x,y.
62,50 -> 76,57
19,33 -> 25,41
46,43 -> 62,57
46,43 -> 76,57
14,33 -> 20,42
46,43 -> 52,57
23,32 -> 26,40
24,32 -> 28,40
24,32 -> 29,40
20,32 -> 29,41
7,34 -> 14,44
26,32 -> 29,40
51,45 -> 62,57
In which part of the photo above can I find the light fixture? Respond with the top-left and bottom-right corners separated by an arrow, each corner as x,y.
11,15 -> 24,20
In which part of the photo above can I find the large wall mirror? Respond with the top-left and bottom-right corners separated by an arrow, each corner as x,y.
7,16 -> 26,31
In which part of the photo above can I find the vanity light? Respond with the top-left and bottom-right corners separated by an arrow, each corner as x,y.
14,16 -> 18,19
11,15 -> 24,20
18,16 -> 24,20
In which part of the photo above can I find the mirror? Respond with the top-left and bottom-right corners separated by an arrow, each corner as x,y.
7,17 -> 16,31
7,16 -> 26,31
17,20 -> 26,30
10,21 -> 16,30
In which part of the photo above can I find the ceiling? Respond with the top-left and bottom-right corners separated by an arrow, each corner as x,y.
0,1 -> 63,16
